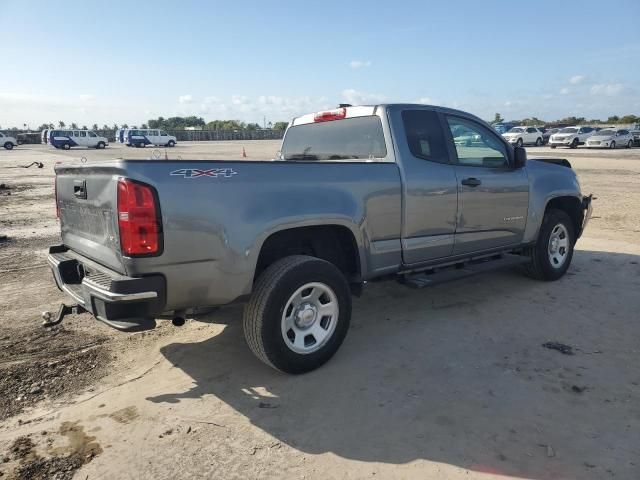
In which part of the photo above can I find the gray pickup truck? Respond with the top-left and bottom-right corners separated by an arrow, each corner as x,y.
48,104 -> 592,373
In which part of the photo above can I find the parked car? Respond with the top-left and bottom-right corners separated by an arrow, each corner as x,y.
502,126 -> 544,147
50,130 -> 109,150
548,126 -> 595,148
493,123 -> 515,135
542,127 -> 561,145
47,104 -> 592,374
585,128 -> 634,149
126,129 -> 176,147
631,128 -> 640,147
0,132 -> 18,150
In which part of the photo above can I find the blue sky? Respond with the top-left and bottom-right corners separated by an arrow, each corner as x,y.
1,0 -> 639,128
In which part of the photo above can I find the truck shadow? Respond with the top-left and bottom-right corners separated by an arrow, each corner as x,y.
148,249 -> 640,479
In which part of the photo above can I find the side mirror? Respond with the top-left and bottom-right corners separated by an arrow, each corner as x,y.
513,146 -> 527,168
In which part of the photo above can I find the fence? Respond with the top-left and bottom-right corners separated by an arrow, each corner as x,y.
5,129 -> 285,144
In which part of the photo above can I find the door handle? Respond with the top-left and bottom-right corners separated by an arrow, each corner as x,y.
461,177 -> 481,187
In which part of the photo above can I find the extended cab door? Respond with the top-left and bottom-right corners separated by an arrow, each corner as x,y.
443,114 -> 529,255
390,108 -> 458,264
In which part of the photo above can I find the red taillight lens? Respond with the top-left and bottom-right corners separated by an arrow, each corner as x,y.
117,178 -> 161,256
314,107 -> 347,122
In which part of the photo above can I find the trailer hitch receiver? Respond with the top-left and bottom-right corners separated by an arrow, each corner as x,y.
42,303 -> 87,327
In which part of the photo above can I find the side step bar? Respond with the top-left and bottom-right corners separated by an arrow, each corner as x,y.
400,253 -> 530,289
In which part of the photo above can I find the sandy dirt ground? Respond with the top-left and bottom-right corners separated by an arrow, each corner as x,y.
0,141 -> 639,479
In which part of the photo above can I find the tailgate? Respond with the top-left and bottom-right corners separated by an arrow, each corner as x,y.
56,163 -> 125,273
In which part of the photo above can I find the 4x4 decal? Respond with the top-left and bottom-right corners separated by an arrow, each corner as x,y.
170,168 -> 238,178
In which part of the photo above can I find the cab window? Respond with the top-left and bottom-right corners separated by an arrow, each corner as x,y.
446,116 -> 509,168
401,110 -> 449,164
88,131 -> 97,137
160,131 -> 167,136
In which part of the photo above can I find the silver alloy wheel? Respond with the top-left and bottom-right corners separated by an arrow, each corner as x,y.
548,223 -> 569,268
281,282 -> 339,354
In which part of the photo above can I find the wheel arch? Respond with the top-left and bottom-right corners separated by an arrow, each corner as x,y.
543,196 -> 584,240
253,223 -> 364,287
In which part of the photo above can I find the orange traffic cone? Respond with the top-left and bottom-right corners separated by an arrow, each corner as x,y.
242,146 -> 247,158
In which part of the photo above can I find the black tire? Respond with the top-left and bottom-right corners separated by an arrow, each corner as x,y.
516,138 -> 523,148
97,141 -> 106,149
167,140 -> 175,147
550,145 -> 556,149
62,143 -> 71,150
243,255 -> 352,374
4,142 -> 13,150
628,140 -> 633,149
522,209 -> 575,281
570,138 -> 579,149
535,137 -> 542,146
609,141 -> 615,149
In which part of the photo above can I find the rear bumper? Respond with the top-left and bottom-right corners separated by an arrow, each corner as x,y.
47,245 -> 165,331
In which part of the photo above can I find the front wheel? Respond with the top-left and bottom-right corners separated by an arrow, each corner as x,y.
570,139 -> 579,149
3,142 -> 13,150
535,137 -> 542,146
97,141 -> 106,149
62,143 -> 71,150
243,255 -> 352,374
609,141 -> 616,149
516,138 -> 523,148
522,209 -> 575,281
167,140 -> 175,147
628,140 -> 633,149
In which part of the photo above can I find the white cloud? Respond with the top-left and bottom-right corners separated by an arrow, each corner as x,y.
560,88 -> 570,95
416,97 -> 433,104
341,88 -> 385,105
178,94 -> 193,104
349,60 -> 372,69
569,75 -> 585,85
79,94 -> 95,102
590,83 -> 624,96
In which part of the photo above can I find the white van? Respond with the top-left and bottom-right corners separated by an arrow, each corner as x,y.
50,130 -> 109,149
41,129 -> 49,144
126,129 -> 176,147
1,132 -> 19,150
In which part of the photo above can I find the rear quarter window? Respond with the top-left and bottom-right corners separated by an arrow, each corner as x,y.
281,116 -> 387,161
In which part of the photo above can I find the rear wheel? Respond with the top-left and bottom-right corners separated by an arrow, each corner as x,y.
522,209 -> 575,281
550,145 -> 556,149
535,137 -> 542,146
62,143 -> 71,150
243,255 -> 351,374
609,141 -> 616,149
3,142 -> 13,150
628,140 -> 633,149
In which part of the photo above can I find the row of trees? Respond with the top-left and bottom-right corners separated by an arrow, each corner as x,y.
491,113 -> 640,126
147,116 -> 288,131
2,117 -> 289,132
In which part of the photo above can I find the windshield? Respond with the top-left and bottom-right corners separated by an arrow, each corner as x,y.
559,127 -> 579,134
508,127 -> 525,133
281,116 -> 387,161
596,129 -> 616,136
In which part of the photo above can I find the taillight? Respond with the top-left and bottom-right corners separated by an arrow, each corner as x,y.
314,107 -> 347,122
117,178 -> 161,256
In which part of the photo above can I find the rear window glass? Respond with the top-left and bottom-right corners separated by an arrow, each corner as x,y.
281,116 -> 386,161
